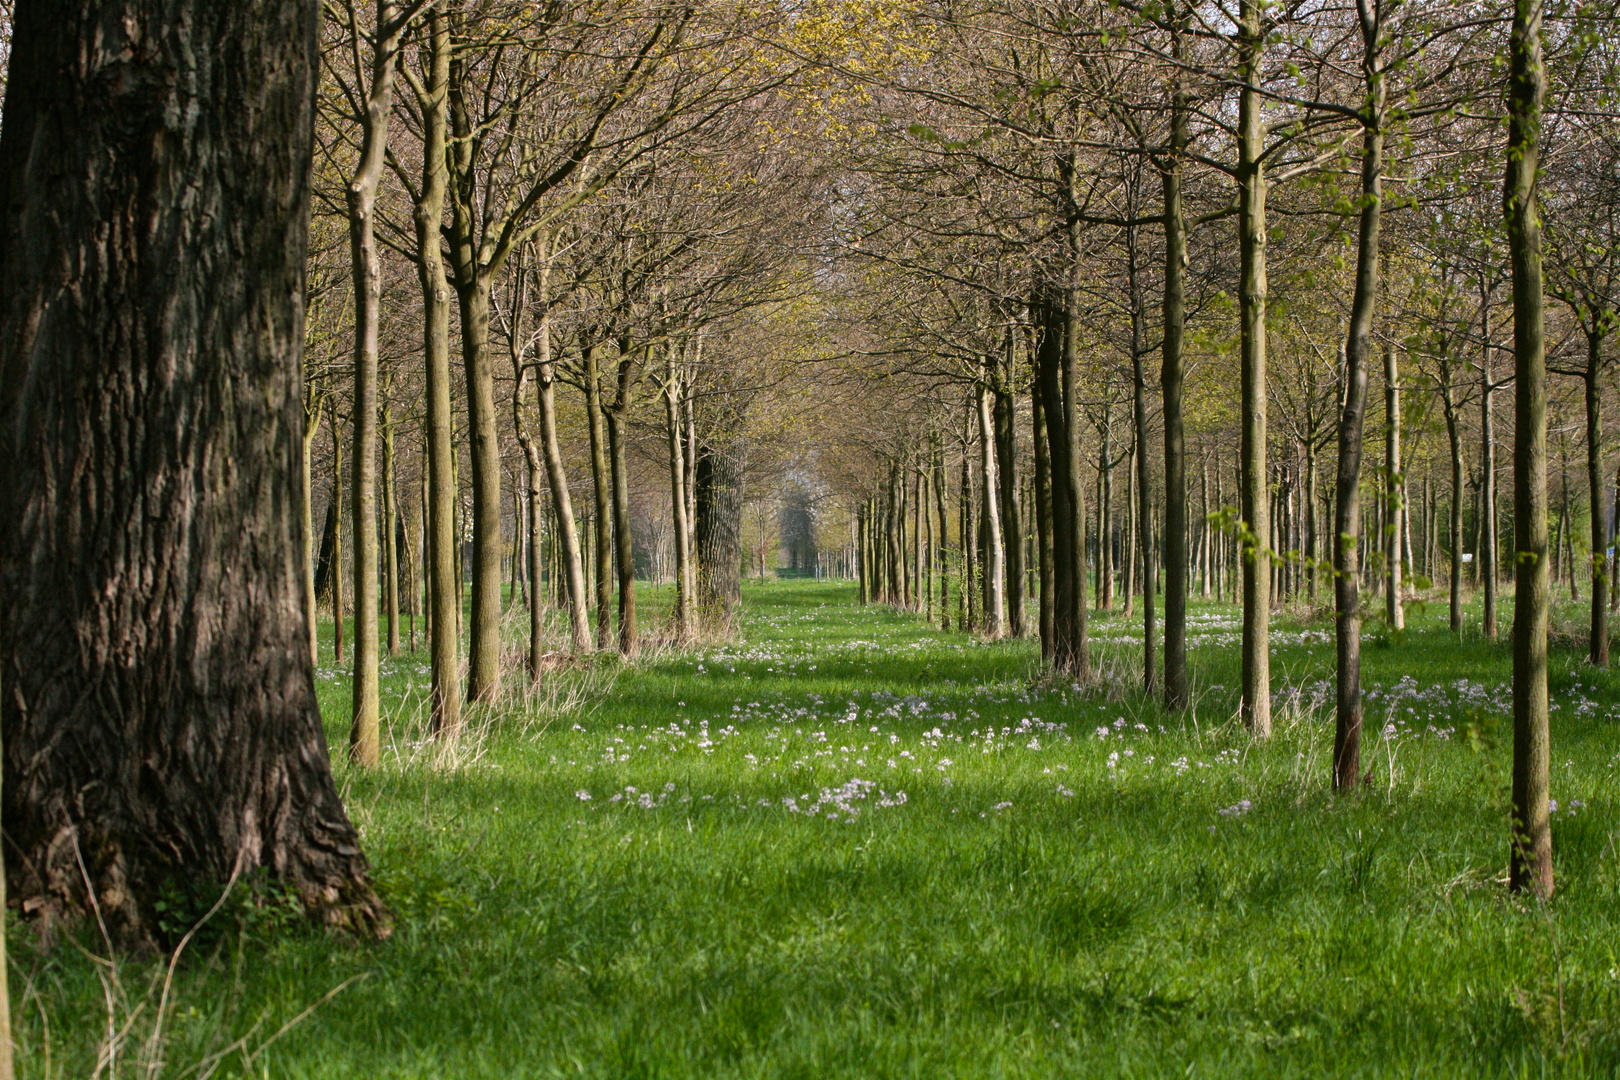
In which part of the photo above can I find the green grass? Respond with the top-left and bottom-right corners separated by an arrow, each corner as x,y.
20,580 -> 1620,1077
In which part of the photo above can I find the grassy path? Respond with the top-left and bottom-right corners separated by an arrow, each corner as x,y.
25,581 -> 1620,1077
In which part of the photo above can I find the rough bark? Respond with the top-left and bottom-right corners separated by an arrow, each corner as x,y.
695,440 -> 745,631
1506,0 -> 1552,898
0,0 -> 386,944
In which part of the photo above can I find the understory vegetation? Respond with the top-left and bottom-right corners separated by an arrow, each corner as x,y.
22,581 -> 1620,1078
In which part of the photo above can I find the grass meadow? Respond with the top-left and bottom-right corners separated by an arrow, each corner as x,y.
20,579 -> 1620,1078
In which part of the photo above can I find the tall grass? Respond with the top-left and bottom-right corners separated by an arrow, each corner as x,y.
16,580 -> 1620,1077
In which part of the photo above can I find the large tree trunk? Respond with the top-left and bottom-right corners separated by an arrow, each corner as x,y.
411,11 -> 461,737
1507,0 -> 1552,898
0,0 -> 386,945
1237,0 -> 1272,736
1332,33 -> 1385,788
695,440 -> 745,632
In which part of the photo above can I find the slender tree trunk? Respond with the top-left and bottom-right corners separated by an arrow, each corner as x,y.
450,280 -> 502,703
960,436 -> 977,631
1507,0 -> 1552,898
995,371 -> 1027,636
412,11 -> 461,737
666,359 -> 694,642
1131,263 -> 1157,696
303,399 -> 323,665
331,398 -> 347,666
1201,458 -> 1212,599
1160,66 -> 1190,705
1385,342 -> 1404,630
1238,0 -> 1272,735
1331,50 -> 1384,787
1443,372 -> 1466,632
1305,442 -> 1319,603
0,0 -> 386,943
1586,347 -> 1610,666
935,450 -> 952,631
382,399 -> 401,657
978,382 -> 1006,638
1481,285 -> 1499,639
585,343 -> 614,649
1033,383 -> 1055,657
1100,421 -> 1114,611
342,0 -> 402,768
607,393 -> 639,659
534,340 -> 590,652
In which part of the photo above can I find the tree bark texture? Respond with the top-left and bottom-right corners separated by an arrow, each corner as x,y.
342,0 -> 401,768
1585,345 -> 1609,666
585,344 -> 615,649
1334,44 -> 1384,787
995,367 -> 1026,637
0,0 -> 386,944
1160,68 -> 1189,708
1238,1 -> 1272,736
607,397 -> 639,658
411,10 -> 461,737
1385,342 -> 1404,630
695,440 -> 745,631
977,383 -> 1006,639
1506,0 -> 1553,898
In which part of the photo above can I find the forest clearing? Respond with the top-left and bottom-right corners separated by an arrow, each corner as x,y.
2,0 -> 1619,1076
23,581 -> 1620,1077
